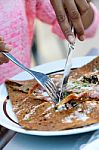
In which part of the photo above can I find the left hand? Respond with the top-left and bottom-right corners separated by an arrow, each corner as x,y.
50,0 -> 91,43
0,37 -> 11,64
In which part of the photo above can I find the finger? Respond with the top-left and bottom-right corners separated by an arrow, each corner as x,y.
0,53 -> 9,63
0,36 -> 11,52
50,0 -> 75,43
0,43 -> 11,52
86,0 -> 91,3
0,36 -> 4,42
75,0 -> 89,14
0,41 -> 11,52
0,41 -> 6,51
64,0 -> 85,41
0,62 -> 3,65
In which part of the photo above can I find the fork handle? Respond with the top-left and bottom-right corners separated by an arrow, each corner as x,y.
2,52 -> 34,76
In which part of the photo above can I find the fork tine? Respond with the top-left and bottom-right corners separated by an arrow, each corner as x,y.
47,79 -> 57,94
48,78 -> 57,89
44,83 -> 58,102
45,83 -> 56,98
45,83 -> 56,99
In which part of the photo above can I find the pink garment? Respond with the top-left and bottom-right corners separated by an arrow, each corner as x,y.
0,0 -> 98,84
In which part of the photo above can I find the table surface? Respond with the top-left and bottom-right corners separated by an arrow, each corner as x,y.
4,131 -> 94,150
1,56 -> 98,149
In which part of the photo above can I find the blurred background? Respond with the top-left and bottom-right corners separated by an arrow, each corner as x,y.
31,0 -> 99,67
0,1 -> 99,149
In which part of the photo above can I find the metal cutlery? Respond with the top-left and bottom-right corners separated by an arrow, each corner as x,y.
2,52 -> 59,104
60,32 -> 75,100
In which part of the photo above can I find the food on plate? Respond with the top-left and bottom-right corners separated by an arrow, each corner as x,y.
5,57 -> 99,131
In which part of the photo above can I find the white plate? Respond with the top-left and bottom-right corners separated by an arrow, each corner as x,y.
0,56 -> 99,136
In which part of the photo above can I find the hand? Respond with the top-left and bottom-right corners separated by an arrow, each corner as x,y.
0,37 -> 11,64
50,0 -> 91,43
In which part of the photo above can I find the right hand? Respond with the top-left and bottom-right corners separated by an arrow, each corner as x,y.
50,0 -> 91,43
0,37 -> 11,64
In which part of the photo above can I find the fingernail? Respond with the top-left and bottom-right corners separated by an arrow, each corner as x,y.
79,35 -> 85,41
68,35 -> 75,44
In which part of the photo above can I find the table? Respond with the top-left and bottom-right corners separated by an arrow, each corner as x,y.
3,131 -> 94,150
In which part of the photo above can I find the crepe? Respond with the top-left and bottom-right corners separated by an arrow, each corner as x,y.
5,56 -> 99,131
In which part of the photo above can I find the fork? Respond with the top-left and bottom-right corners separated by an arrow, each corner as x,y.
2,52 -> 59,104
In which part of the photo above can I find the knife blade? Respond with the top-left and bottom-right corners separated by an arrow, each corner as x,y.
59,41 -> 75,101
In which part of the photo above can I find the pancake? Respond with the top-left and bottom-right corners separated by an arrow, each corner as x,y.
5,56 -> 99,131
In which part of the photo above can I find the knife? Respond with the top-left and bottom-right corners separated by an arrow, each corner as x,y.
59,39 -> 75,101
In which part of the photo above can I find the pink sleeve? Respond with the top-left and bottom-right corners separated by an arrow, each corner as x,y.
36,0 -> 56,25
36,1 -> 99,40
36,0 -> 65,39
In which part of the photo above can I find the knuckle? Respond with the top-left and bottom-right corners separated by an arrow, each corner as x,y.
64,27 -> 72,36
81,6 -> 89,13
57,14 -> 66,22
70,10 -> 80,20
